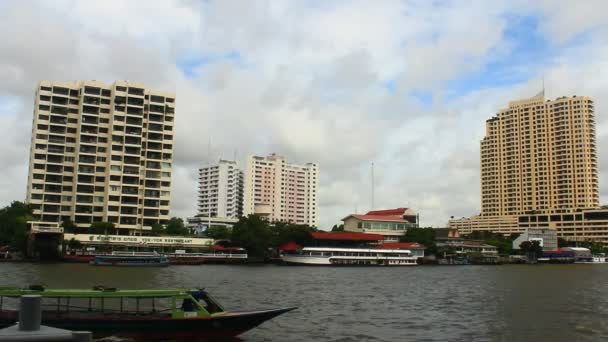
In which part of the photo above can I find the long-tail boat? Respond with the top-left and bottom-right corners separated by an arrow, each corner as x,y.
0,286 -> 295,339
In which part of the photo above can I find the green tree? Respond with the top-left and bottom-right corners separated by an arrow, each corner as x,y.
520,240 -> 543,259
468,231 -> 515,255
269,222 -> 316,247
61,218 -> 77,234
11,217 -> 30,254
89,221 -> 115,235
579,240 -> 605,254
519,240 -> 532,253
558,238 -> 570,248
67,238 -> 82,251
150,223 -> 165,236
400,227 -> 437,255
165,217 -> 188,236
331,224 -> 344,232
0,201 -> 35,255
231,215 -> 272,257
205,226 -> 232,240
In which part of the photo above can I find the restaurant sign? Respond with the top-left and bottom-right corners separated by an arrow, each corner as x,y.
63,233 -> 213,247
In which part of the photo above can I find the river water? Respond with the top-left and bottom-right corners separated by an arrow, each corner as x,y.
1,263 -> 607,341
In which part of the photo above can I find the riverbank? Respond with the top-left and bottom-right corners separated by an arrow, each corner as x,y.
0,256 -> 594,266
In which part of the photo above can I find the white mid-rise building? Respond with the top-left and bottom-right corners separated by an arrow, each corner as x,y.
197,160 -> 244,219
26,80 -> 175,234
243,153 -> 319,226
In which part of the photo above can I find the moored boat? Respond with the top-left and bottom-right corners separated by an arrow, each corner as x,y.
90,253 -> 169,267
281,247 -> 418,266
0,286 -> 295,340
575,253 -> 608,264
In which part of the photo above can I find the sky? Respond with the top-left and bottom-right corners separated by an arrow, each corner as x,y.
1,0 -> 608,229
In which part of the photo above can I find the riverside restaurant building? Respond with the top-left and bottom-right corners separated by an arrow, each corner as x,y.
63,233 -> 213,252
342,208 -> 419,242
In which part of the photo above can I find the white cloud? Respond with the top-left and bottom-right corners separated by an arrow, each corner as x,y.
0,0 -> 607,230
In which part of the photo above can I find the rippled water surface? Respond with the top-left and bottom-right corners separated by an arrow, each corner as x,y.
1,263 -> 608,341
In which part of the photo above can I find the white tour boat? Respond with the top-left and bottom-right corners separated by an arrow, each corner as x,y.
575,254 -> 608,264
280,247 -> 418,266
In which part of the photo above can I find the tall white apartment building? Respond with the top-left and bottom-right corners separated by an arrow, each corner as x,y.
26,80 -> 175,234
197,160 -> 244,219
243,154 -> 319,226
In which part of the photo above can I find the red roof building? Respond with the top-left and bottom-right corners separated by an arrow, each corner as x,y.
310,231 -> 385,241
342,207 -> 419,242
278,242 -> 303,251
366,208 -> 410,216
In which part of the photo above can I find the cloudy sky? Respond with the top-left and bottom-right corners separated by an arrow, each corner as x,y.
1,0 -> 607,229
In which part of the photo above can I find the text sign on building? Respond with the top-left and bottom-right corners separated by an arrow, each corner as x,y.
64,234 -> 213,247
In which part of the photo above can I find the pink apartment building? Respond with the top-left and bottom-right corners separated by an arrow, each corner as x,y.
244,154 -> 319,226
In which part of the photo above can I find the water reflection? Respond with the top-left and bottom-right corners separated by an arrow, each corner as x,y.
2,263 -> 608,341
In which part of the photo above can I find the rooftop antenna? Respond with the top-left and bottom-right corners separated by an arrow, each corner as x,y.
535,75 -> 545,98
542,75 -> 545,97
207,137 -> 211,231
207,137 -> 211,166
534,74 -> 545,98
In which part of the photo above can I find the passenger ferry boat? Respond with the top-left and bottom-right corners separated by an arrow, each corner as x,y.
575,253 -> 608,263
90,252 -> 169,267
165,251 -> 248,265
68,250 -> 248,265
281,247 -> 418,266
0,286 -> 295,339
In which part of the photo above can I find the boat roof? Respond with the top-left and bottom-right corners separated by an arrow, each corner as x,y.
302,247 -> 412,253
310,231 -> 385,241
97,255 -> 166,258
0,287 -> 198,298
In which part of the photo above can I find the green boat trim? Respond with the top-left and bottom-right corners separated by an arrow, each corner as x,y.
1,287 -> 194,298
0,286 -> 226,318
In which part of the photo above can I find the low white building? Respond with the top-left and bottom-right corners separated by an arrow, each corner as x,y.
512,228 -> 558,251
186,216 -> 239,235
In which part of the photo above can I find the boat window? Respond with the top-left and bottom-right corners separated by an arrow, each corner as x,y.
46,296 -> 175,314
192,291 -> 224,314
122,297 -> 174,314
181,298 -> 197,312
0,297 -> 19,310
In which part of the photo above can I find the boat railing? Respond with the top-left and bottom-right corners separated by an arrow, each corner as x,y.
2,294 -> 196,316
165,253 -> 248,259
111,251 -> 160,256
200,253 -> 248,259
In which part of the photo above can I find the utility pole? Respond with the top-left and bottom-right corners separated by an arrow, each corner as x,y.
371,162 -> 375,210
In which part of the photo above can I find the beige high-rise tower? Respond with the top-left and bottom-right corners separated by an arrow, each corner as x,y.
480,95 -> 598,216
26,81 -> 175,234
449,94 -> 607,241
